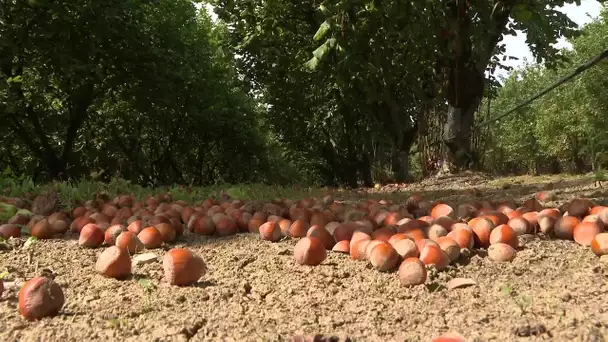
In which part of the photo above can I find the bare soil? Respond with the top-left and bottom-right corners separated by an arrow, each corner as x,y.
1,173 -> 608,341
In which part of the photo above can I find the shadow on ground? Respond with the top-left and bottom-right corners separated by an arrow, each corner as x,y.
332,172 -> 606,207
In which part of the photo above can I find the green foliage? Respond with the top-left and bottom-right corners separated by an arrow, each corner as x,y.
0,202 -> 17,221
478,9 -> 608,174
0,167 -> 36,197
211,0 -> 435,185
137,278 -> 156,291
0,173 -> 331,212
0,0 -> 284,186
0,0 -> 599,187
309,0 -> 584,170
23,236 -> 39,249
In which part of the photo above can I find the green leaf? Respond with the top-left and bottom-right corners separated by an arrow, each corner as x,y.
16,209 -> 33,217
304,57 -> 320,70
24,236 -> 39,248
312,41 -> 330,60
0,203 -> 17,212
7,75 -> 23,83
240,33 -> 256,48
0,203 -> 17,221
138,277 -> 155,290
512,4 -> 533,24
313,20 -> 331,42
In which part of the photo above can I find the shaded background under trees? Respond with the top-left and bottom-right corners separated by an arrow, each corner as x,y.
1,0 -> 607,187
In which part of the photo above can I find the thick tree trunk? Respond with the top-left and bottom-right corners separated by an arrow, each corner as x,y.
335,164 -> 358,188
549,158 -> 561,174
320,143 -> 347,188
573,155 -> 587,173
341,151 -> 359,188
320,166 -> 338,187
443,88 -> 482,169
391,129 -> 416,182
441,0 -> 511,171
443,40 -> 485,169
391,149 -> 410,182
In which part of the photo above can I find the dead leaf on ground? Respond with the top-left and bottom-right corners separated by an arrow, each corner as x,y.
446,277 -> 477,290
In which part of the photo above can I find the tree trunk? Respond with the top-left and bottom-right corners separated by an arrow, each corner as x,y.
443,59 -> 485,170
392,129 -> 416,182
358,154 -> 373,187
320,143 -> 342,187
341,152 -> 359,188
573,155 -> 587,173
391,149 -> 409,182
320,166 -> 338,187
60,83 -> 95,179
550,158 -> 561,174
442,0 -> 507,171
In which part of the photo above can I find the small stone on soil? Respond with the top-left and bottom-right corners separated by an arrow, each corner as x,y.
242,281 -> 252,295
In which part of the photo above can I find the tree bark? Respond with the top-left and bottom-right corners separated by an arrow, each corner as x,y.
391,148 -> 409,182
60,83 -> 95,179
443,82 -> 482,169
442,1 -> 512,170
443,1 -> 483,170
342,152 -> 359,188
573,155 -> 587,173
358,154 -> 373,187
320,143 -> 342,187
391,128 -> 416,182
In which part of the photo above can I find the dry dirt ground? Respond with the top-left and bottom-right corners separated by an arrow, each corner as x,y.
1,173 -> 608,342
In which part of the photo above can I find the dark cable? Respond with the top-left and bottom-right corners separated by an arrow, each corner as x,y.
476,48 -> 608,128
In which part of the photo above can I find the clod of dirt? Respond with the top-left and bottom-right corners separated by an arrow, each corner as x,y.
180,319 -> 206,339
560,291 -> 572,302
242,281 -> 252,295
238,256 -> 256,268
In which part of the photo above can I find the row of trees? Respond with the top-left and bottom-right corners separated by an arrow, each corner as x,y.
476,9 -> 608,175
0,0 -> 285,186
211,0 -> 590,186
0,0 -> 605,187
